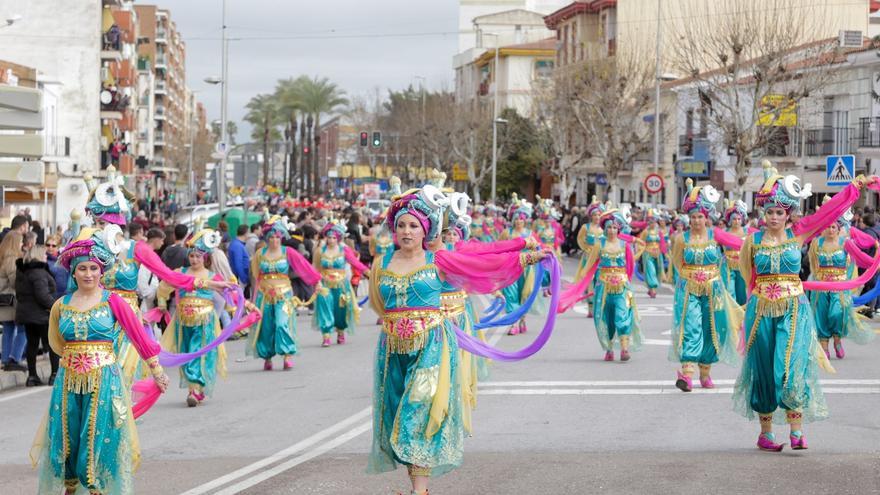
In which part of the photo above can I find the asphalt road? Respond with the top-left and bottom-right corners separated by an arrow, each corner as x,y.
1,257 -> 878,494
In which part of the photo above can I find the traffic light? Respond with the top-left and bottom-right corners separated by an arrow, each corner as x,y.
359,131 -> 368,147
303,146 -> 310,155
372,131 -> 382,148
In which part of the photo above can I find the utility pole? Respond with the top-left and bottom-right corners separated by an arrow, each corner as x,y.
486,33 -> 501,202
651,0 -> 662,199
217,0 -> 229,213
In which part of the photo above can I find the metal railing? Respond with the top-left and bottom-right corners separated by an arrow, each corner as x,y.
858,117 -> 880,148
43,135 -> 70,157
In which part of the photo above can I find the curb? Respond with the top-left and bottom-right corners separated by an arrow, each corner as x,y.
0,357 -> 51,392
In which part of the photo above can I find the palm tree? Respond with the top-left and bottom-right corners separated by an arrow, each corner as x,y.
244,94 -> 281,185
296,76 -> 349,195
274,78 -> 304,194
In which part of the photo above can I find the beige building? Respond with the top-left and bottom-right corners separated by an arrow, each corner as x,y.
543,0 -> 874,207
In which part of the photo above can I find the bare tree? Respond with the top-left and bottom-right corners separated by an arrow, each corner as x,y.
669,0 -> 845,197
563,52 -> 656,201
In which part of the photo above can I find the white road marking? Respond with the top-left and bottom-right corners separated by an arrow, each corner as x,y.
643,338 -> 671,346
214,422 -> 373,494
0,386 -> 50,404
181,407 -> 371,495
480,379 -> 880,387
661,330 -> 672,336
479,387 -> 880,395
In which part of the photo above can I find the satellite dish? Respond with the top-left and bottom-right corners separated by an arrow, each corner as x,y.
100,90 -> 112,105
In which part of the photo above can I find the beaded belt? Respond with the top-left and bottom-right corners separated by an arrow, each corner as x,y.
111,289 -> 139,310
177,296 -> 215,326
753,274 -> 804,317
725,250 -> 741,268
440,291 -> 467,317
61,341 -> 116,394
598,267 -> 628,294
382,307 -> 444,354
645,242 -> 661,256
321,268 -> 346,288
680,264 -> 720,296
814,266 -> 847,282
260,273 -> 292,303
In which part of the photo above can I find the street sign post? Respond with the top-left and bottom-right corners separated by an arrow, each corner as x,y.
644,173 -> 664,194
826,154 -> 855,187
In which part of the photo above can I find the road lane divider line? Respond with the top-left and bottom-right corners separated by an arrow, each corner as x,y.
181,407 -> 371,495
0,386 -> 50,404
479,387 -> 880,395
215,421 -> 372,494
480,379 -> 880,387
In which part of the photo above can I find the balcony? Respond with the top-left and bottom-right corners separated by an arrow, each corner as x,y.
101,25 -> 122,60
156,28 -> 168,44
137,56 -> 151,72
155,55 -> 167,70
100,87 -> 130,115
154,131 -> 165,146
154,106 -> 166,120
42,135 -> 71,158
155,81 -> 167,94
858,117 -> 880,148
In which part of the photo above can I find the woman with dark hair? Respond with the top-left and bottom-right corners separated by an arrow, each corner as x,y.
16,245 -> 58,386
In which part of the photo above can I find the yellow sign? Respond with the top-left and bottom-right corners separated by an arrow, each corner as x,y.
452,163 -> 468,182
757,94 -> 797,127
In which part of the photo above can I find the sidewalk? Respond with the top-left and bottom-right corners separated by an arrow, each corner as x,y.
0,356 -> 51,392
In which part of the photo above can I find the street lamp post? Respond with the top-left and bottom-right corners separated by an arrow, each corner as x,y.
484,32 -> 502,202
651,0 -> 662,203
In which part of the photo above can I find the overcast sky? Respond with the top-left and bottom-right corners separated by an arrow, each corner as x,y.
159,0 -> 459,142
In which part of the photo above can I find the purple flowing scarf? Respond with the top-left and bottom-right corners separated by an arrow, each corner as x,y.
454,256 -> 561,362
479,296 -> 505,320
157,286 -> 259,367
474,262 -> 544,330
358,295 -> 369,307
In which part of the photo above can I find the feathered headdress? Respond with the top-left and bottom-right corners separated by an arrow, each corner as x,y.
723,199 -> 749,226
186,217 -> 222,254
508,194 -> 534,222
598,209 -> 631,235
681,178 -> 721,218
58,225 -> 123,272
84,166 -> 136,226
321,216 -> 348,240
444,191 -> 472,240
386,184 -> 450,247
388,176 -> 403,199
262,214 -> 292,241
584,195 -> 605,218
754,160 -> 812,213
535,196 -> 560,220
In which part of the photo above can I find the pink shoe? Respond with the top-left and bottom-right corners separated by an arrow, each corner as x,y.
337,333 -> 346,345
587,311 -> 593,318
186,392 -> 198,407
519,322 -> 527,334
619,349 -> 631,362
675,371 -> 692,392
193,391 -> 206,403
283,357 -> 294,370
824,348 -> 831,360
790,432 -> 808,450
263,359 -> 273,371
322,336 -> 331,347
604,351 -> 614,361
648,289 -> 657,298
757,433 -> 785,452
834,342 -> 845,359
507,325 -> 519,336
700,376 -> 715,389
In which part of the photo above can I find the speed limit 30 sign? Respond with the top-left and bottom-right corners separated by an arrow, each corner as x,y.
644,173 -> 664,194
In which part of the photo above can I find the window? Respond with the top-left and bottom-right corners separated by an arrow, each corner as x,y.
535,60 -> 554,79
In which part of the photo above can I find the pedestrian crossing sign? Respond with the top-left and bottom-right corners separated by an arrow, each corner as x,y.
826,155 -> 855,187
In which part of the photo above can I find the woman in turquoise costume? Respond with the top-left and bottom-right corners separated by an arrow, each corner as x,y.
733,161 -> 879,452
638,209 -> 668,299
574,197 -> 605,317
30,228 -> 170,495
578,209 -> 645,361
313,217 -> 369,347
248,215 -> 322,370
82,167 -> 230,384
669,179 -> 743,392
666,214 -> 689,285
533,196 -> 563,258
808,214 -> 875,360
157,224 -> 247,407
720,199 -> 750,305
500,197 -> 539,335
367,184 -> 546,495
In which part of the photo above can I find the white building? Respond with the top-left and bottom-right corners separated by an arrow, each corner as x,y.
454,10 -> 557,117
458,0 -> 570,52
